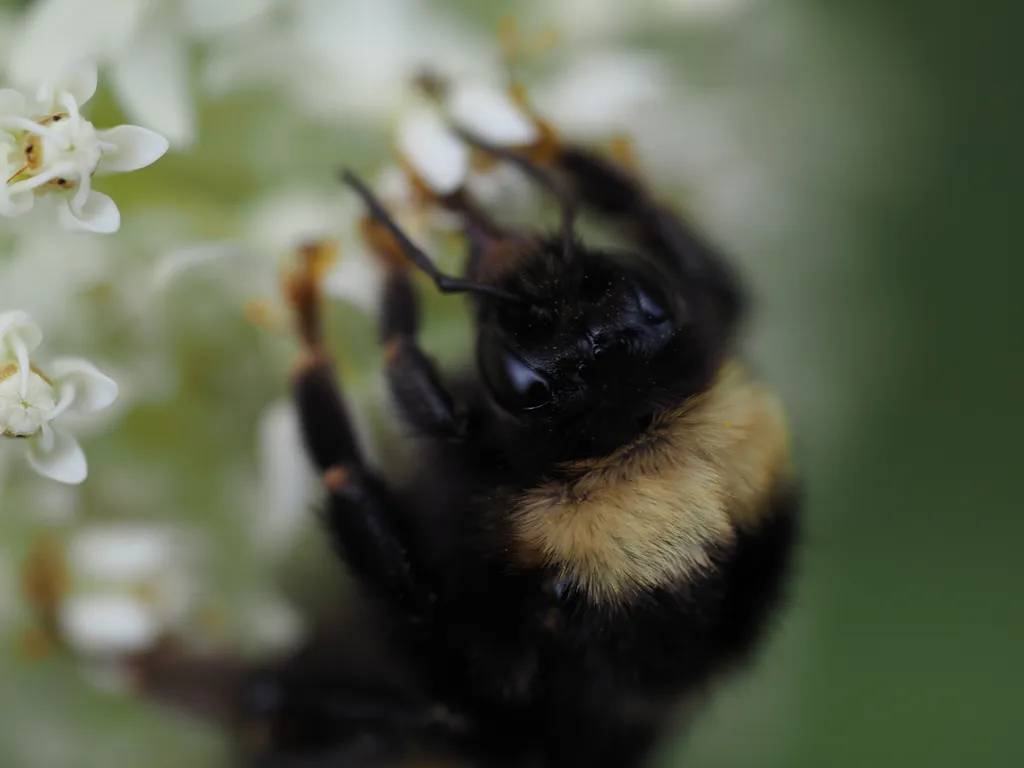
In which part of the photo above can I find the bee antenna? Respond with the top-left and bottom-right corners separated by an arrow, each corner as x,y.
338,169 -> 521,302
451,128 -> 576,264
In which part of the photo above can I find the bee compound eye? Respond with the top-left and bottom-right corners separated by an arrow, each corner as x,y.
479,340 -> 552,412
631,275 -> 672,325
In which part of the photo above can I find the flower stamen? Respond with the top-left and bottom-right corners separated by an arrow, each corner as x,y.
0,115 -> 61,138
6,162 -> 30,184
7,161 -> 77,196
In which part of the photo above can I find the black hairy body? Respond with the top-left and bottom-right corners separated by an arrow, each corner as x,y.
236,143 -> 800,768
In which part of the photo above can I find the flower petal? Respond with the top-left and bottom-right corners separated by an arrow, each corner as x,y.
322,250 -> 383,317
243,190 -> 346,255
180,0 -> 276,38
7,0 -> 142,105
396,108 -> 468,195
254,399 -> 318,557
447,84 -> 540,147
0,310 -> 43,354
59,60 -> 99,106
57,192 -> 121,234
95,125 -> 169,173
107,28 -> 195,148
373,164 -> 416,205
69,524 -> 175,581
0,189 -> 35,218
151,240 -> 249,289
58,594 -> 159,655
532,52 -> 671,137
464,162 -> 538,220
0,88 -> 26,116
27,429 -> 87,484
47,357 -> 118,414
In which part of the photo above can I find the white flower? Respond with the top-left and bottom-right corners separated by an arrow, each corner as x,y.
8,0 -> 278,147
529,51 -> 674,139
0,311 -> 118,484
59,594 -> 162,655
397,104 -> 470,197
57,523 -> 198,657
251,398 -> 318,558
0,61 -> 169,233
202,0 -> 496,124
447,83 -> 541,147
531,0 -> 755,46
390,82 -> 544,224
151,182 -> 423,321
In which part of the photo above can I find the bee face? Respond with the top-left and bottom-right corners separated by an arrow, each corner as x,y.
473,241 -> 699,454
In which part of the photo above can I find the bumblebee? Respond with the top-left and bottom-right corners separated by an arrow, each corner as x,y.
235,134 -> 800,767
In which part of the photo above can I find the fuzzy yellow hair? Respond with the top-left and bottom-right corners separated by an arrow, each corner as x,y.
510,362 -> 792,604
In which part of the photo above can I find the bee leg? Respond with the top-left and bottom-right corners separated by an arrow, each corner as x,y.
287,259 -> 431,614
239,668 -> 471,766
317,463 -> 431,614
437,189 -> 509,282
449,129 -> 576,264
380,269 -> 466,441
438,189 -> 542,286
342,169 -> 516,301
555,146 -> 745,342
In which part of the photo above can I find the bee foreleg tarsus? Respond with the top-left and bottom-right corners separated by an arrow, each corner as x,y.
381,271 -> 466,441
386,338 -> 466,440
291,352 -> 364,472
284,240 -> 366,472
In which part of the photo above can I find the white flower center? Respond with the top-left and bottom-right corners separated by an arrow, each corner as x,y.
37,113 -> 102,177
0,363 -> 57,438
2,94 -> 114,212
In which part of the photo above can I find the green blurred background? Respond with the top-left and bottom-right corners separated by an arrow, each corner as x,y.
701,2 -> 1022,766
0,0 -> 1020,766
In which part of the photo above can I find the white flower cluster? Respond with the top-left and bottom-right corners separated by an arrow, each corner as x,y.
57,524 -> 197,657
16,523 -> 303,669
152,79 -> 553,312
9,0 -> 281,148
0,311 -> 117,484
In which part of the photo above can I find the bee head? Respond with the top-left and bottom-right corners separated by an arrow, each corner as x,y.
470,236 -> 714,459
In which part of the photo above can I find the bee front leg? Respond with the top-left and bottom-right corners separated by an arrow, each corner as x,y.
555,146 -> 746,348
287,259 -> 433,615
380,268 -> 467,442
